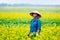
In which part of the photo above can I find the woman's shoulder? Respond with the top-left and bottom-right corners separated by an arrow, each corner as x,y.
37,18 -> 40,20
37,18 -> 41,22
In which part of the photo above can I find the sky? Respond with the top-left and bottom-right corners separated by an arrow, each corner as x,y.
0,0 -> 60,5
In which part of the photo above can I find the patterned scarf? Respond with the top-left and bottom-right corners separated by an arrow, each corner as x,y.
33,16 -> 39,21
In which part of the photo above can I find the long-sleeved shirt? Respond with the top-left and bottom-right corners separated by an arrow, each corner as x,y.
30,17 -> 41,32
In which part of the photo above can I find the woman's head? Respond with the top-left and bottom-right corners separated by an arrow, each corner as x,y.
30,10 -> 41,18
32,13 -> 38,17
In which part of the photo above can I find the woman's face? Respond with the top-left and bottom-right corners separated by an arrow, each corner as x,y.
33,13 -> 37,17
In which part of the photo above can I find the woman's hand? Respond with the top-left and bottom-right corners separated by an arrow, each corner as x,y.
37,29 -> 40,33
36,29 -> 40,36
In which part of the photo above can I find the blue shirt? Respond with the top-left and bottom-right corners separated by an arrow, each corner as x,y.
30,17 -> 41,32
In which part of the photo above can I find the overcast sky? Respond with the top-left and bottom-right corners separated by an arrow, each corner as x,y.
0,0 -> 60,5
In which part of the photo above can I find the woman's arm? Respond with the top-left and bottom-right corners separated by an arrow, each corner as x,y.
37,19 -> 41,32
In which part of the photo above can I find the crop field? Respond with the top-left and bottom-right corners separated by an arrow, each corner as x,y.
0,7 -> 60,40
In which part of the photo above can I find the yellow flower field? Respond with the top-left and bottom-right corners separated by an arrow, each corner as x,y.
0,8 -> 60,40
0,12 -> 60,19
0,25 -> 60,40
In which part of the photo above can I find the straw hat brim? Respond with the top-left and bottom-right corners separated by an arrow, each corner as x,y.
30,13 -> 41,18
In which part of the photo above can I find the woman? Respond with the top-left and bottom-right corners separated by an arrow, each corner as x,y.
28,10 -> 41,37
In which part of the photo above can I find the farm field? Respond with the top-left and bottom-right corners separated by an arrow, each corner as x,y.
0,7 -> 60,40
